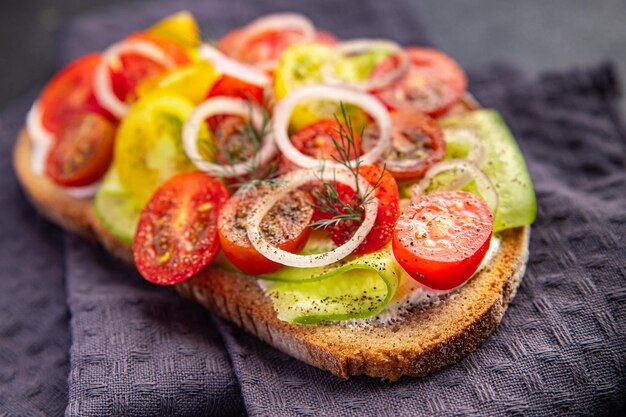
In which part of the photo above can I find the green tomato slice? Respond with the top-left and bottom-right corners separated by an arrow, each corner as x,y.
273,43 -> 369,132
440,109 -> 537,231
114,92 -> 208,205
94,168 -> 141,246
332,49 -> 392,83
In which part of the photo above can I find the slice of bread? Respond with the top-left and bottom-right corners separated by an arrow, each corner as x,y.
13,130 -> 529,381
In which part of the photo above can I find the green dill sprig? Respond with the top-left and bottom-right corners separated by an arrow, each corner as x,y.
211,105 -> 283,198
309,102 -> 385,230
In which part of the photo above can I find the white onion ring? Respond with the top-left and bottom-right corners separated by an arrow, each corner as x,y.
411,159 -> 498,214
273,84 -> 391,169
94,39 -> 176,119
64,182 -> 101,199
322,39 -> 409,91
199,44 -> 270,87
246,168 -> 378,268
443,127 -> 486,167
235,13 -> 315,48
231,13 -> 316,71
182,97 -> 277,177
26,101 -> 54,176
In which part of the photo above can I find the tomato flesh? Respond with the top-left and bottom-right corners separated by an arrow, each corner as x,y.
362,110 -> 445,180
315,165 -> 399,255
45,113 -> 116,187
207,115 -> 258,166
293,118 -> 361,160
219,27 -> 335,69
39,54 -> 113,136
207,75 -> 265,105
392,191 -> 493,290
218,186 -> 313,275
133,172 -> 229,285
110,33 -> 190,104
371,47 -> 467,117
242,29 -> 305,66
280,118 -> 362,172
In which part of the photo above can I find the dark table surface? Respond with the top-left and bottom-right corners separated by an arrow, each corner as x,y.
1,0 -> 626,114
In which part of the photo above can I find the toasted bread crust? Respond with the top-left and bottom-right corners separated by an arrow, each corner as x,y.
14,130 -> 530,380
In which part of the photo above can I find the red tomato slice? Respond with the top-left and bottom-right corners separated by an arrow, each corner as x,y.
392,191 -> 493,290
110,33 -> 190,103
207,75 -> 265,105
280,118 -> 362,172
292,118 -> 361,161
45,113 -> 116,187
362,110 -> 445,180
218,28 -> 336,68
242,28 -> 304,66
371,47 -> 467,117
218,29 -> 244,54
208,115 -> 257,165
133,172 -> 229,285
218,186 -> 313,275
319,165 -> 399,255
39,54 -> 113,136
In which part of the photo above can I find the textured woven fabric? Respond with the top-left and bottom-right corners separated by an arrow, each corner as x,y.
64,235 -> 243,417
215,63 -> 626,416
1,0 -> 625,415
0,95 -> 70,417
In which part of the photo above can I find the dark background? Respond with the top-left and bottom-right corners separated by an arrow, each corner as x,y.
1,0 -> 625,113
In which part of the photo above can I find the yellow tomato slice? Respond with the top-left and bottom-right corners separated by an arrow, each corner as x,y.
114,92 -> 209,205
136,61 -> 218,104
147,11 -> 200,49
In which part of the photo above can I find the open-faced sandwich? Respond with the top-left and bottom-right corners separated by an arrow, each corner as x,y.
13,11 -> 536,380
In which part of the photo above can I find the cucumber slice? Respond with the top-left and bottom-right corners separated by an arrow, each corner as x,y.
440,109 -> 537,231
259,245 -> 400,324
94,169 -> 141,246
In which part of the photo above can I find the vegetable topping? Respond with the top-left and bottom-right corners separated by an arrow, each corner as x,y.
218,185 -> 313,275
134,172 -> 228,285
29,11 -> 538,323
392,191 -> 493,290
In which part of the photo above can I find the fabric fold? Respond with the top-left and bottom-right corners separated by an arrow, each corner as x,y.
64,234 -> 244,416
2,0 -> 624,415
215,63 -> 626,417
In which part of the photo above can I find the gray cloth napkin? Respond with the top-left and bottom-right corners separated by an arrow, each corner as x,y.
0,94 -> 70,417
214,63 -> 626,416
0,0 -> 624,415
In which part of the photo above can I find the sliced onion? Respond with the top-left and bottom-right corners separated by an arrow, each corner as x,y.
230,13 -> 316,72
199,44 -> 270,87
411,159 -> 498,214
94,39 -> 176,119
26,101 -> 54,176
246,167 -> 378,268
273,84 -> 391,169
236,13 -> 315,47
64,182 -> 101,199
443,126 -> 486,167
322,39 -> 409,91
182,97 -> 276,177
